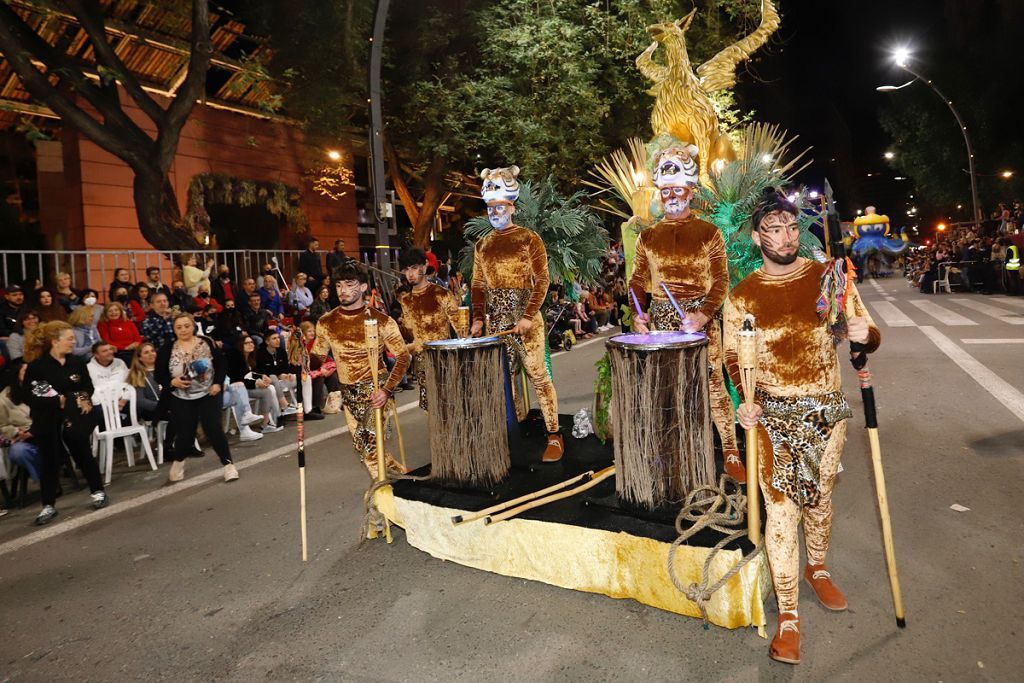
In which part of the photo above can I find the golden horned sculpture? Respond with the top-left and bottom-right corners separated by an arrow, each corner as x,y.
636,0 -> 780,184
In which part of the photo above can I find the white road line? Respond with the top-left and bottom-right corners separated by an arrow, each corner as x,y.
868,301 -> 916,327
961,339 -> 1024,345
908,299 -> 977,326
0,399 -> 421,558
950,298 -> 1024,325
919,326 -> 1024,423
990,297 -> 1024,309
869,280 -> 886,294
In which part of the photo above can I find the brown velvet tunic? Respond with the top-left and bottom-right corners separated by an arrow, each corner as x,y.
311,305 -> 410,394
470,225 -> 549,323
397,283 -> 463,353
628,215 -> 728,318
723,259 -> 879,399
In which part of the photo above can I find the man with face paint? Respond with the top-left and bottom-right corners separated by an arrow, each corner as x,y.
312,261 -> 409,477
470,166 -> 563,462
723,191 -> 880,665
628,145 -> 744,482
397,248 -> 464,411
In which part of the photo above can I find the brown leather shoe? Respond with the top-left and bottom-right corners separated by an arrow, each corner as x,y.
769,612 -> 801,664
723,449 -> 746,483
805,564 -> 848,611
541,432 -> 564,462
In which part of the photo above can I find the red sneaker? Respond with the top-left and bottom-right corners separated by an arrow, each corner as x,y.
769,612 -> 801,665
724,450 -> 746,483
805,564 -> 848,611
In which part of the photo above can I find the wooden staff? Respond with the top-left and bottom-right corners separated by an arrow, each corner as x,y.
850,341 -> 906,628
451,470 -> 596,525
485,466 -> 616,525
364,316 -> 392,544
297,370 -> 309,562
736,314 -> 760,545
391,399 -> 407,470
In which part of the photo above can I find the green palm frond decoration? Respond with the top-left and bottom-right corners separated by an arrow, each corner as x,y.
459,177 -> 610,293
693,122 -> 820,286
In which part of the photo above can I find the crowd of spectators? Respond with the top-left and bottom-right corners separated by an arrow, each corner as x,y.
905,216 -> 1023,295
0,237 -> 352,523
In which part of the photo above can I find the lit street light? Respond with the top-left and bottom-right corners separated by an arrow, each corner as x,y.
884,151 -> 895,160
877,47 -> 981,231
1002,170 -> 1014,179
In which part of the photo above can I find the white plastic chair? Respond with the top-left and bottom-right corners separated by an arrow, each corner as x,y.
92,383 -> 157,484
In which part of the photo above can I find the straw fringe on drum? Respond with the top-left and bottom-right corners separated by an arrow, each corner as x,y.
609,343 -> 714,509
425,343 -> 510,487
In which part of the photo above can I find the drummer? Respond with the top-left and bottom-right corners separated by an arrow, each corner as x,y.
312,261 -> 409,477
397,247 -> 464,411
470,165 -> 564,463
628,142 -> 744,482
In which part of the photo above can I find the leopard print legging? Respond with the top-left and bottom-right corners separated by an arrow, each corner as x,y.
757,419 -> 848,612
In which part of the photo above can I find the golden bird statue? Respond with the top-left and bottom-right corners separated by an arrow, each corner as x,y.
636,0 -> 780,184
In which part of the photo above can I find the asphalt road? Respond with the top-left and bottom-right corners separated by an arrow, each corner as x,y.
2,278 -> 1023,682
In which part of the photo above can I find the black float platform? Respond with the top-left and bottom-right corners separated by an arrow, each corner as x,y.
391,412 -> 753,552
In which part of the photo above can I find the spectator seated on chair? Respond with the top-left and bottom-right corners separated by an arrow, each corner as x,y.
258,275 -> 285,318
1,360 -> 41,483
98,302 -> 142,362
68,305 -> 101,361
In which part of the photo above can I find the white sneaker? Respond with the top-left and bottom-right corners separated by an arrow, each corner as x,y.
168,460 -> 185,482
241,411 -> 264,426
262,423 -> 284,434
281,405 -> 298,416
223,463 -> 239,482
239,425 -> 264,442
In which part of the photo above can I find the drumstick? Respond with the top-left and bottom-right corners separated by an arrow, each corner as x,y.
451,470 -> 595,525
485,466 -> 616,524
493,328 -> 518,338
629,288 -> 644,317
659,282 -> 688,328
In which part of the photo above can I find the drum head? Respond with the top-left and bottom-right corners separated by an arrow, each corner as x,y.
606,330 -> 708,351
425,336 -> 501,350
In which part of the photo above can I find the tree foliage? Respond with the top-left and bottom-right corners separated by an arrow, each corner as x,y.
254,0 -> 769,244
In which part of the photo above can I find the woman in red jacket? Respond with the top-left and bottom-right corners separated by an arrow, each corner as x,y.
97,302 -> 142,363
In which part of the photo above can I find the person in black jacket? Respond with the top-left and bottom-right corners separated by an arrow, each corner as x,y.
23,320 -> 107,525
155,312 -> 237,484
255,330 -> 300,414
298,236 -> 325,288
227,334 -> 284,432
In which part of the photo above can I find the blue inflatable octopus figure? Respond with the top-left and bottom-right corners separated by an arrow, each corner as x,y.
850,211 -> 909,259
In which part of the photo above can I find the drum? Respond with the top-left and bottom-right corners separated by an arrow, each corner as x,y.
424,336 -> 510,487
606,331 -> 714,510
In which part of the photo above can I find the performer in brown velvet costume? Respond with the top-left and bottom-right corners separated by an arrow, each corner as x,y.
397,247 -> 464,410
629,145 -> 744,482
470,166 -> 563,462
723,192 -> 880,665
312,261 -> 410,477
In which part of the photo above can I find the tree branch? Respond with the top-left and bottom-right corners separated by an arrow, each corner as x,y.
383,134 -> 421,226
0,1 -> 150,153
156,0 -> 210,170
63,0 -> 165,124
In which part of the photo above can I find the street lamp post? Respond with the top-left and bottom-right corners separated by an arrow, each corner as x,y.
878,51 -> 981,232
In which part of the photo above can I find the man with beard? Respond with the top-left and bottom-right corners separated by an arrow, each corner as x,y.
312,261 -> 409,476
396,247 -> 464,411
470,166 -> 563,462
628,144 -> 744,482
723,191 -> 880,665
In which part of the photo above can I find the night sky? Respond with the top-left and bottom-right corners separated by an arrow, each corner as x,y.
734,0 -> 999,224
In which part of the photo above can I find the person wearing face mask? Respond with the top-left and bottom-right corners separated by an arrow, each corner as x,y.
78,289 -> 101,324
211,265 -> 235,306
628,143 -> 744,483
469,166 -> 563,463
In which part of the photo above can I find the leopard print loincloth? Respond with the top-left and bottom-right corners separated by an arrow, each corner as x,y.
649,296 -> 712,331
339,378 -> 392,460
486,287 -> 530,373
412,351 -> 427,411
756,388 -> 853,507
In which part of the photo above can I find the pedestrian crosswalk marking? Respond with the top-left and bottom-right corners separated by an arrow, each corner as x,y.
908,299 -> 977,326
992,297 -> 1024,309
920,326 -> 1024,423
868,301 -> 916,327
961,339 -> 1024,345
950,298 -> 1024,325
